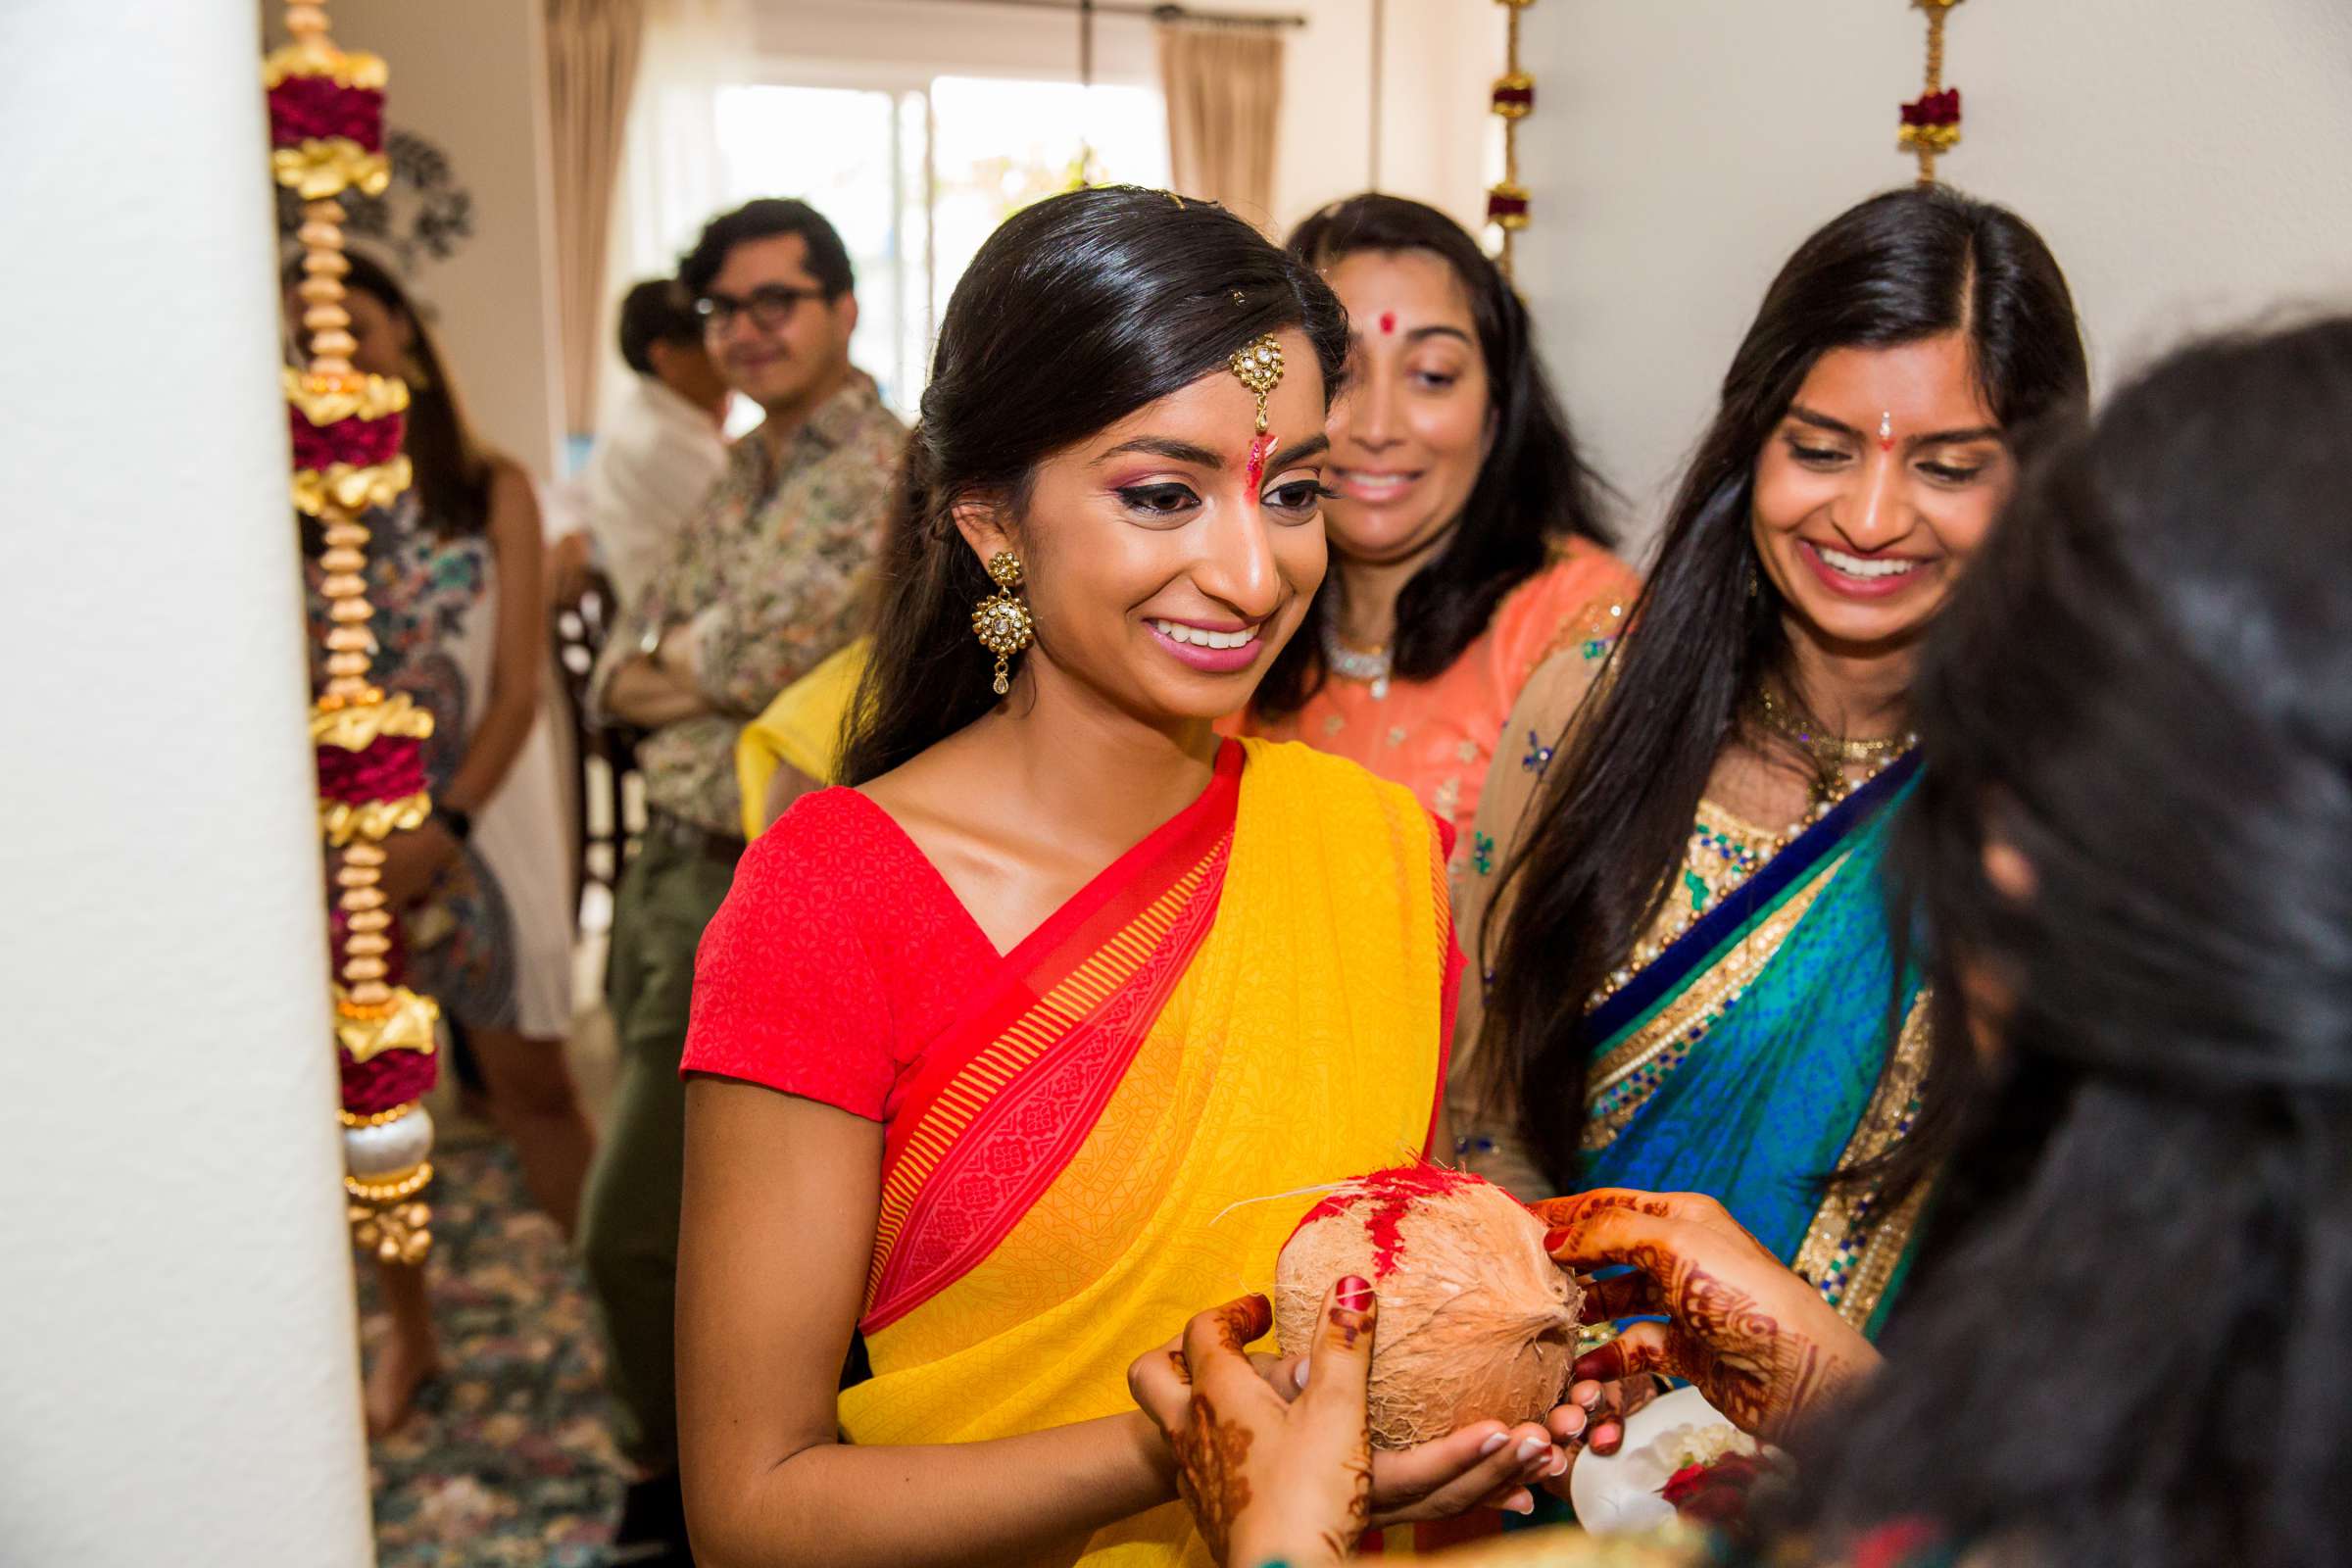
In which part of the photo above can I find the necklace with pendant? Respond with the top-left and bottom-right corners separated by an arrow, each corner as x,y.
1321,615 -> 1393,700
1751,685 -> 1914,806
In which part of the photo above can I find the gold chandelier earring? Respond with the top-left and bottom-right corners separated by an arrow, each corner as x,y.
971,549 -> 1034,696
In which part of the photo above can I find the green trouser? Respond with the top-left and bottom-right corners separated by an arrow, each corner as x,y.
579,828 -> 738,1472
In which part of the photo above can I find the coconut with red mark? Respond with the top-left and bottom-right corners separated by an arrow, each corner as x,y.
1275,1164 -> 1582,1449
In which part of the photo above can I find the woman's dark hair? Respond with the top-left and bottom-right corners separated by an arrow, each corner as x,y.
1779,317 -> 2352,1567
331,250 -> 497,537
1251,193 -> 1613,716
678,196 -> 855,300
837,186 -> 1349,784
1481,185 -> 2088,1195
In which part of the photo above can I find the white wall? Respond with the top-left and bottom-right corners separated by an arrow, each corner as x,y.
0,2 -> 373,1564
1518,0 -> 2352,556
309,0 -> 569,478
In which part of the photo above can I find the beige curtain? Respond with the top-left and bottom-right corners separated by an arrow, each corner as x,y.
546,0 -> 647,438
1156,21 -> 1286,232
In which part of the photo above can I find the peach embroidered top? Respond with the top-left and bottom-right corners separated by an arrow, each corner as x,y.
1240,538 -> 1641,876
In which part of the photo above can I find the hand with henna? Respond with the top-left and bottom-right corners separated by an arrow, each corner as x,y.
1528,1189 -> 1884,1447
1131,1295 -> 1569,1543
1136,1281 -> 1376,1568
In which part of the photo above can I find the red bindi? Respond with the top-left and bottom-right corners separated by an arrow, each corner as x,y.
1378,311 -> 1396,335
1245,431 -> 1275,497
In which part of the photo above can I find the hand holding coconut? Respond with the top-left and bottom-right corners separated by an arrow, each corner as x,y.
1274,1167 -> 1590,1451
1530,1189 -> 1883,1446
1152,1281 -> 1379,1568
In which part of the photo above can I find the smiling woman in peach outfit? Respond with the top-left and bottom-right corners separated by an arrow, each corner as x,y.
1240,196 -> 1639,872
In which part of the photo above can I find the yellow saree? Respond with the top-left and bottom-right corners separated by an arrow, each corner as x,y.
846,737 -> 1456,1566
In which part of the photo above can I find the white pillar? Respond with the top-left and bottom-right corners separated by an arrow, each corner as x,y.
0,3 -> 375,1564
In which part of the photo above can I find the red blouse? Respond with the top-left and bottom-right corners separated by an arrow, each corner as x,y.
685,756 -> 1463,1130
683,786 -> 995,1122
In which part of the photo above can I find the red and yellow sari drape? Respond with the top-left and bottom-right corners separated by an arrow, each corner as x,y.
846,738 -> 1455,1566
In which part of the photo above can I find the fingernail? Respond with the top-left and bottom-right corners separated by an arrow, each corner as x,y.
1479,1430 -> 1509,1456
1507,1490 -> 1535,1515
1548,1450 -> 1569,1478
1517,1437 -> 1546,1462
1592,1423 -> 1622,1454
1294,1361 -> 1310,1390
1559,1406 -> 1586,1438
1576,1386 -> 1600,1410
1542,1227 -> 1571,1253
1336,1276 -> 1373,1313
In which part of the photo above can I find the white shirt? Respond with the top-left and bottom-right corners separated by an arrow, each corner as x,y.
575,374 -> 729,616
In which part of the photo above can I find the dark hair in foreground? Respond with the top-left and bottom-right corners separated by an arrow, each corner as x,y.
1480,185 -> 2089,1195
334,250 -> 498,538
1780,317 -> 2352,1566
837,186 -> 1350,785
616,278 -> 704,374
678,197 -> 855,299
1253,193 -> 1614,716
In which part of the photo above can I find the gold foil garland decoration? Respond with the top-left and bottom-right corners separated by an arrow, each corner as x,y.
1487,0 -> 1538,275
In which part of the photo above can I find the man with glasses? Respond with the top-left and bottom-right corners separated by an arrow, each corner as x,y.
582,196 -> 905,1567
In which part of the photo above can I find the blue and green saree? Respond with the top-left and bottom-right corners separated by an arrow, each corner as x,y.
1579,754 -> 1929,1337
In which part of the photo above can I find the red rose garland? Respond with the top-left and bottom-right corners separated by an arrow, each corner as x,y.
267,0 -> 441,1266
1899,0 -> 1967,184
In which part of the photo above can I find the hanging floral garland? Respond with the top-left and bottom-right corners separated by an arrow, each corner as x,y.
1898,0 -> 1966,185
267,0 -> 442,1267
1486,0 -> 1535,275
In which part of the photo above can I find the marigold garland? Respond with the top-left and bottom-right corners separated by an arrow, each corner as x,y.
266,0 -> 441,1265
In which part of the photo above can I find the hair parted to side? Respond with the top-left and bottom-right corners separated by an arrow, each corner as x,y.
1778,317 -> 2352,1568
1254,193 -> 1615,717
1480,185 -> 2088,1198
616,278 -> 703,374
835,186 -> 1350,786
332,249 -> 499,538
678,197 -> 855,299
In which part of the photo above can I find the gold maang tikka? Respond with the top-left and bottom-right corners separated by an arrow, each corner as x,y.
971,549 -> 1034,697
1229,333 -> 1286,433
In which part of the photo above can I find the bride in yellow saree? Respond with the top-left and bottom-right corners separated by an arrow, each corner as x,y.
673,186 -> 1566,1568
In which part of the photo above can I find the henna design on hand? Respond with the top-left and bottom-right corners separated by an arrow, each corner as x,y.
1173,1389 -> 1255,1563
1579,1242 -> 1869,1444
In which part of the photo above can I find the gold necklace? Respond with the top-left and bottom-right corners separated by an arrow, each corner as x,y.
1751,686 -> 1914,805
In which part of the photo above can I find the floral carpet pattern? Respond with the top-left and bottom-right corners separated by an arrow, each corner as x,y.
362,1122 -> 625,1566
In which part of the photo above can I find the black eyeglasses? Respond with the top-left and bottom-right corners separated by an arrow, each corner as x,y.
693,284 -> 830,332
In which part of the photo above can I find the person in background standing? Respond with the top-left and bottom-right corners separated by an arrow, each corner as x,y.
549,278 -> 730,615
298,251 -> 591,1438
579,198 -> 906,1568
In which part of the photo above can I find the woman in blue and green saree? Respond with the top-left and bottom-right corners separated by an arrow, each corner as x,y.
1449,186 -> 2089,1354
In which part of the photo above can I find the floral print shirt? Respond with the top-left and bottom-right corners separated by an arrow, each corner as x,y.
591,373 -> 906,838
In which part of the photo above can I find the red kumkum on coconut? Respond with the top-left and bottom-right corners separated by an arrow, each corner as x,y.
1278,1164 -> 1583,1448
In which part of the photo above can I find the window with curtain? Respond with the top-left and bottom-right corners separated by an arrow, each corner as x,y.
639,74 -> 1169,427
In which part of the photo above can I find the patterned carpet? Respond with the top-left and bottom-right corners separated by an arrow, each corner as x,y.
361,1121 -> 626,1567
